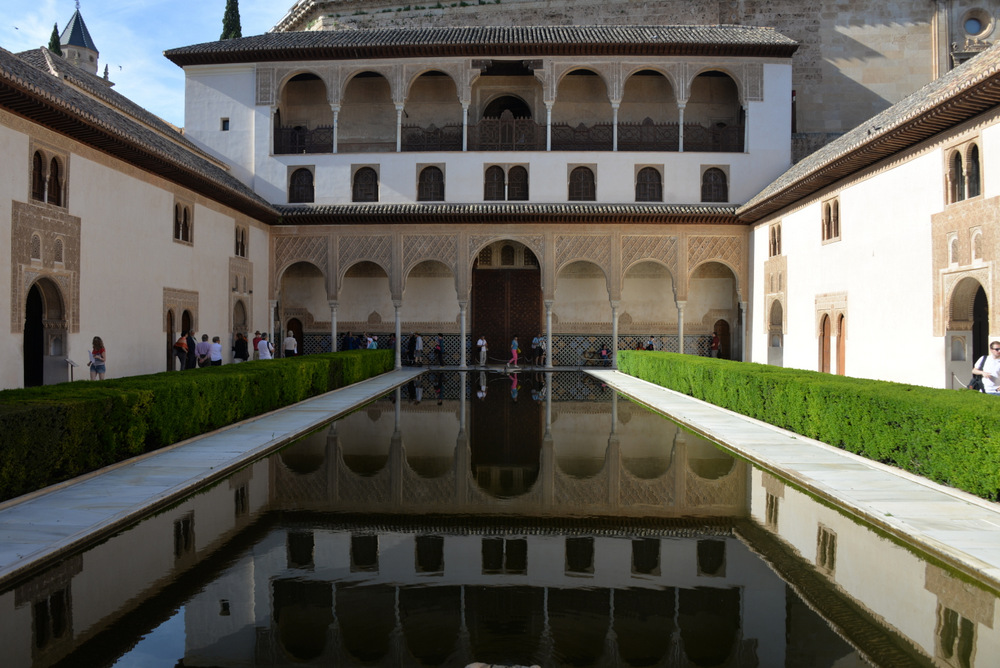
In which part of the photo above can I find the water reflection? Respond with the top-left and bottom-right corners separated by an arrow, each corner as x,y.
0,372 -> 995,667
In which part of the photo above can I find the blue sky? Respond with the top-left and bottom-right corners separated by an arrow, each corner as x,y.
3,0 -> 280,127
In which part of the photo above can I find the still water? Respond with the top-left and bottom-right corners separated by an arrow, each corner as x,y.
1,372 -> 997,667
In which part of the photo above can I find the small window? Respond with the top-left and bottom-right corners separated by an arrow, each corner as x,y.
568,166 -> 595,201
289,168 -> 314,204
769,223 -> 782,257
635,167 -> 662,202
221,118 -> 230,132
484,165 -> 505,200
47,158 -> 62,207
30,234 -> 41,260
816,525 -> 837,573
352,167 -> 378,203
417,166 -> 444,201
235,227 -> 247,258
54,238 -> 64,264
701,168 -> 728,202
478,247 -> 492,266
508,166 -> 529,201
31,151 -> 45,201
968,144 -> 981,198
500,244 -> 515,266
822,198 -> 840,242
950,151 -> 966,203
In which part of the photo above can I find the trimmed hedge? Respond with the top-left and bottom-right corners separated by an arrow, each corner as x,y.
0,350 -> 392,502
617,351 -> 1000,500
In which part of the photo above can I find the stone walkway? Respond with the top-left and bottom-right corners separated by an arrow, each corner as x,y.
588,369 -> 1000,591
0,367 -> 423,587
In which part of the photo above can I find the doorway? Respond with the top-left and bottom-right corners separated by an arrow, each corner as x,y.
471,243 -> 541,365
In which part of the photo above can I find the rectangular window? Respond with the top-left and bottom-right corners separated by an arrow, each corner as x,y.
221,118 -> 230,131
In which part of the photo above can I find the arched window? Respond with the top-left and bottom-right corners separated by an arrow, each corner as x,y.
968,145 -> 981,198
181,207 -> 191,242
635,167 -> 662,202
950,237 -> 959,264
48,158 -> 62,206
974,232 -> 983,260
831,200 -> 840,238
54,238 -> 64,263
31,152 -> 45,201
569,166 -> 595,201
508,166 -> 529,201
701,168 -> 728,202
417,166 -> 444,201
30,234 -> 41,260
484,166 -> 505,200
352,167 -> 378,202
501,244 -> 515,266
174,205 -> 182,240
951,151 -> 966,203
289,168 -> 315,203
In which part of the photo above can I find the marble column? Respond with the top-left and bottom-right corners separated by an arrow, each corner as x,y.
676,300 -> 686,354
394,300 -> 402,369
328,301 -> 338,352
331,105 -> 340,154
611,300 -> 620,369
462,103 -> 469,151
545,102 -> 553,151
395,104 -> 404,152
545,300 -> 554,369
611,102 -> 620,152
677,102 -> 686,152
459,300 -> 468,368
269,299 -> 278,349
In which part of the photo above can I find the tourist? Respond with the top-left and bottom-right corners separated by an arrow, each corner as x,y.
173,333 -> 188,370
88,336 -> 106,380
532,334 -> 542,366
252,331 -> 262,360
599,345 -> 610,365
477,371 -> 487,400
209,336 -> 223,366
414,332 -> 424,366
537,337 -> 546,367
196,334 -> 212,367
232,332 -> 249,363
185,330 -> 197,369
477,334 -> 487,367
710,332 -> 720,357
646,337 -> 655,351
257,332 -> 274,359
508,336 -> 519,368
435,333 -> 444,366
282,330 -> 298,357
972,341 -> 1000,394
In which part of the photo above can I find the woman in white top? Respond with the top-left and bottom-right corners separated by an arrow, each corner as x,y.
257,333 -> 274,360
283,330 -> 298,357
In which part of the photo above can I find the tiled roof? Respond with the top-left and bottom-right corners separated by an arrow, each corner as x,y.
276,202 -> 740,224
738,41 -> 1000,221
164,25 -> 797,66
0,46 -> 277,222
60,10 -> 98,52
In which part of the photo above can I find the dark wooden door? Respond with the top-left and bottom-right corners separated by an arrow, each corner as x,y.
472,268 -> 541,363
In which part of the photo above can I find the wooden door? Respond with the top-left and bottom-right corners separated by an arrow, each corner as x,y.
472,268 -> 541,364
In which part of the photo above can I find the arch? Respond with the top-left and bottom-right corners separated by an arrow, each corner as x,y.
233,299 -> 248,333
278,262 -> 328,344
569,166 -> 596,201
687,438 -> 736,480
23,277 -> 67,387
352,166 -> 378,202
417,165 -> 444,201
272,579 -> 334,662
289,168 -> 314,204
401,259 -> 459,329
278,428 -> 328,475
400,587 -> 461,664
621,68 -> 677,124
552,67 -> 611,126
951,150 -> 966,203
340,71 -> 396,152
47,157 -> 62,206
549,588 -> 610,665
968,144 -> 982,198
508,165 -> 529,200
621,260 -> 677,332
482,94 -> 532,119
701,168 -> 728,202
819,314 -> 832,373
471,239 -> 542,367
285,317 -> 303,357
339,260 -> 392,337
836,313 -> 846,375
973,231 -> 983,261
950,237 -> 960,265
678,587 -> 741,666
275,71 -> 334,154
615,588 -> 676,665
403,69 -> 462,130
635,167 -> 662,202
768,300 -> 783,366
714,318 -> 731,360
686,70 -> 744,152
484,165 -> 505,200
31,151 -> 45,201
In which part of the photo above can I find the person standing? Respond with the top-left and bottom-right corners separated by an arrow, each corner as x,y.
252,331 -> 262,361
531,334 -> 541,366
710,332 -> 720,358
257,332 -> 274,360
508,336 -> 519,368
972,341 -> 1000,394
185,330 -> 198,369
209,336 -> 224,366
173,333 -> 188,370
477,335 -> 487,367
232,332 -> 249,363
414,333 -> 424,366
435,333 -> 445,366
88,336 -> 106,380
283,330 -> 298,357
196,334 -> 212,367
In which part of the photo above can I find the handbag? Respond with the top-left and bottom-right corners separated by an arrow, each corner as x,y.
968,355 -> 987,391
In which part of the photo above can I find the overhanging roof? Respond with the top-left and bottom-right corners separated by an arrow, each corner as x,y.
164,25 -> 798,66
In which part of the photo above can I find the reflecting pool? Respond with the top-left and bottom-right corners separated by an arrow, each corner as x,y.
1,372 -> 997,667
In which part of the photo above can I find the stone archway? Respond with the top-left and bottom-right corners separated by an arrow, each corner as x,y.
23,278 -> 67,387
819,314 -> 832,373
471,241 -> 541,365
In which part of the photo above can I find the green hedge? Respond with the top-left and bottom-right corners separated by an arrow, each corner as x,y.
0,350 -> 392,502
617,351 -> 1000,500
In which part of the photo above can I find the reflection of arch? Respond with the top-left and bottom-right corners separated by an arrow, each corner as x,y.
679,587 -> 740,666
336,584 -> 394,663
615,588 -> 675,665
279,430 -> 327,474
400,587 -> 461,664
466,587 -> 544,665
273,579 -> 333,662
549,588 -> 609,665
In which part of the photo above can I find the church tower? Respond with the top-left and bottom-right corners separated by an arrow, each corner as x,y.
59,2 -> 99,75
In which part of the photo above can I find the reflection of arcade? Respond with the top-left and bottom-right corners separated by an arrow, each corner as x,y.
470,372 -> 543,497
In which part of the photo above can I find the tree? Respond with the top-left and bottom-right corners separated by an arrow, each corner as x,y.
48,23 -> 62,56
221,0 -> 242,40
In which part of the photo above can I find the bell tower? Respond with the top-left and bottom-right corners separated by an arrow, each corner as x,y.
59,2 -> 99,76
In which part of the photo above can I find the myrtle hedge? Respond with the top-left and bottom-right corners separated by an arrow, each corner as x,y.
617,351 -> 1000,501
0,350 -> 392,502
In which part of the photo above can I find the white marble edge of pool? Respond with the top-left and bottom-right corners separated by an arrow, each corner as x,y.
587,369 -> 1000,591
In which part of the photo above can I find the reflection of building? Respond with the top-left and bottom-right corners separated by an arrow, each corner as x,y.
7,1 -> 1000,388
